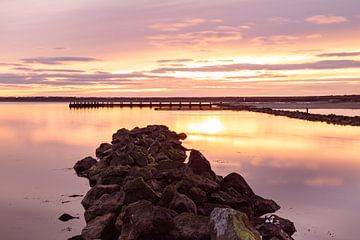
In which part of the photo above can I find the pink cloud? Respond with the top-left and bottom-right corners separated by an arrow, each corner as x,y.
251,35 -> 299,45
149,18 -> 206,32
305,15 -> 348,25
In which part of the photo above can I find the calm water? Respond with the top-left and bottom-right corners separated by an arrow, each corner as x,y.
0,103 -> 359,240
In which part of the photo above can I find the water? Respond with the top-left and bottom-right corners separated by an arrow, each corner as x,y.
0,103 -> 359,240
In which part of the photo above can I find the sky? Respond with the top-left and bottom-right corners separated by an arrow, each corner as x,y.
1,0 -> 360,97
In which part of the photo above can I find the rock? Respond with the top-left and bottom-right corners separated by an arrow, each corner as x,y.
84,191 -> 125,223
81,213 -> 118,240
254,215 -> 296,238
81,184 -> 120,209
94,165 -> 129,185
177,132 -> 187,140
117,200 -> 176,240
72,125 -> 295,240
74,156 -> 97,177
96,143 -> 112,159
220,173 -> 254,196
178,182 -> 207,205
67,235 -> 83,240
58,213 -> 79,222
155,160 -> 186,170
188,150 -> 216,180
109,152 -> 135,166
128,146 -> 149,167
123,177 -> 160,204
210,208 -> 261,240
172,212 -> 210,240
251,195 -> 280,217
169,191 -> 197,214
165,147 -> 187,162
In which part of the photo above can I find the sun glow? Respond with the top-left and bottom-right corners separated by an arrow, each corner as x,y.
187,117 -> 225,135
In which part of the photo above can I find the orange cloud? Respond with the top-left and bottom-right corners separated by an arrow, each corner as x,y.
305,15 -> 348,25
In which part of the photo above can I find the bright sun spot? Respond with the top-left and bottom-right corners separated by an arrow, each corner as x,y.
187,117 -> 225,135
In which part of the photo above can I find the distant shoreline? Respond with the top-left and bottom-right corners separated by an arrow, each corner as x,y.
1,95 -> 360,104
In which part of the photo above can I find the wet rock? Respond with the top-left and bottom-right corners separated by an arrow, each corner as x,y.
58,213 -> 79,222
188,150 -> 216,180
81,184 -> 120,209
74,156 -> 97,177
123,177 -> 160,204
172,212 -> 210,240
210,208 -> 261,240
81,213 -> 118,240
220,173 -> 255,196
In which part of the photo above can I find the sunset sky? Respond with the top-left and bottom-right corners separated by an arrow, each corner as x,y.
1,0 -> 360,96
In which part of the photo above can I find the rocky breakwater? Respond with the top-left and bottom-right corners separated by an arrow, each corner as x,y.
72,125 -> 296,240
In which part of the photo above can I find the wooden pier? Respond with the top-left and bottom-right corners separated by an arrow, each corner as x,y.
69,101 -> 222,110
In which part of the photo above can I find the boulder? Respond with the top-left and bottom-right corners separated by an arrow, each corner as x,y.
169,192 -> 197,214
171,212 -> 210,240
74,156 -> 97,177
254,215 -> 296,239
188,150 -> 216,180
84,191 -> 125,223
117,200 -> 176,240
96,143 -> 112,159
123,177 -> 160,204
210,208 -> 261,240
251,195 -> 280,217
220,173 -> 254,196
81,184 -> 120,209
81,213 -> 118,240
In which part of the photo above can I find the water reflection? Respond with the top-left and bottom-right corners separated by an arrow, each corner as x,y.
0,103 -> 359,240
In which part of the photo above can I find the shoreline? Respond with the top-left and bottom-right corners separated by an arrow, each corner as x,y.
223,103 -> 360,126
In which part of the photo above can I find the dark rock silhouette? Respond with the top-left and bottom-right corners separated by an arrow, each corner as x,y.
72,125 -> 296,240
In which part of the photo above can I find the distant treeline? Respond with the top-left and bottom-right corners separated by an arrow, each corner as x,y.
0,95 -> 360,103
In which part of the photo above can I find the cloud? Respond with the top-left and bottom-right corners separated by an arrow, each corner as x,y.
251,35 -> 299,45
13,67 -> 85,73
0,71 -> 182,87
148,18 -> 243,47
150,60 -> 360,73
268,17 -> 291,24
21,57 -> 100,65
148,29 -> 242,47
157,59 -> 193,63
149,18 -> 206,32
0,62 -> 24,67
306,34 -> 322,39
305,15 -> 347,25
317,51 -> 360,57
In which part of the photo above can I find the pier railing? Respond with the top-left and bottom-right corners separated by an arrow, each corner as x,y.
69,101 -> 224,109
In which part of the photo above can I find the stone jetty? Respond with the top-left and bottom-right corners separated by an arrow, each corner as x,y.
72,125 -> 296,240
